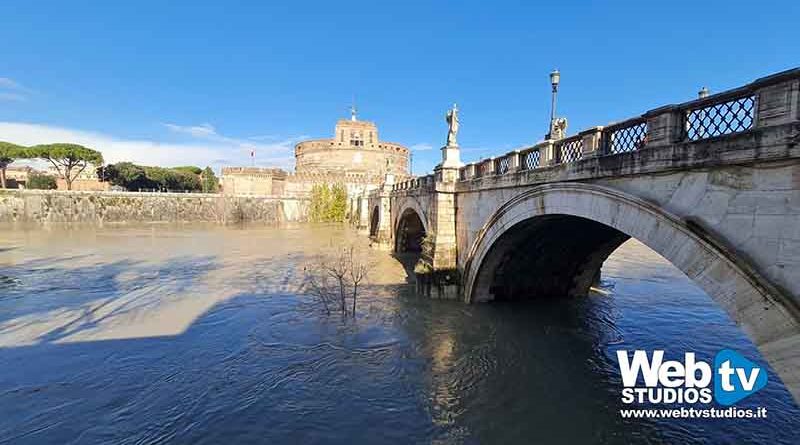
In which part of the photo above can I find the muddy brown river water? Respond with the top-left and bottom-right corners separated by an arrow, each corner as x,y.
0,224 -> 797,444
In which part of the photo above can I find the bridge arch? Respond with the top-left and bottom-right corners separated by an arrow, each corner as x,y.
463,183 -> 800,391
369,205 -> 380,238
394,203 -> 427,253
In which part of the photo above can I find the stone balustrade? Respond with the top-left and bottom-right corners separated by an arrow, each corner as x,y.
457,67 -> 800,181
391,174 -> 435,192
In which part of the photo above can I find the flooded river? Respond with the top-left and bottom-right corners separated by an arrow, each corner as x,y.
0,224 -> 797,444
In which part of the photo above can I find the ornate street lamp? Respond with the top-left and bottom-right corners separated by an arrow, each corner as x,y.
548,69 -> 560,139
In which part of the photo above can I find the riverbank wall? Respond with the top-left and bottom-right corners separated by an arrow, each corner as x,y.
0,190 -> 309,225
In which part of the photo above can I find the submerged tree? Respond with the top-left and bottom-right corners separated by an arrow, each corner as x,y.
29,143 -> 104,191
0,141 -> 28,189
305,245 -> 372,316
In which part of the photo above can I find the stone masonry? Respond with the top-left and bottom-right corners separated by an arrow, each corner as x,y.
363,67 -> 800,401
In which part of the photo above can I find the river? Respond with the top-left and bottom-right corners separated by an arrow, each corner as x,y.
0,224 -> 797,444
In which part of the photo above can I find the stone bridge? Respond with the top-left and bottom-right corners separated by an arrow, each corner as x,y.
361,68 -> 800,399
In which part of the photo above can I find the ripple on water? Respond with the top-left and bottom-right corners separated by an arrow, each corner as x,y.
0,226 -> 797,444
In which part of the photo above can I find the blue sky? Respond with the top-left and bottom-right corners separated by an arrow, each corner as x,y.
1,0 -> 798,174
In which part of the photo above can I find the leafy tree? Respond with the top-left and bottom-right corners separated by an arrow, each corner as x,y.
329,183 -> 348,222
173,169 -> 201,191
309,183 -> 348,222
309,184 -> 329,222
105,162 -> 153,190
29,143 -> 104,191
0,141 -> 28,189
26,172 -> 57,190
173,166 -> 203,175
201,166 -> 219,193
104,162 -> 206,192
145,167 -> 200,191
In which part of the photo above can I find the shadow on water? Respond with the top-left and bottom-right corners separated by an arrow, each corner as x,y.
0,256 -> 218,343
0,289 -> 646,445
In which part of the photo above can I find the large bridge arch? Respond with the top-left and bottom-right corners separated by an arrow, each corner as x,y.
462,183 -> 800,394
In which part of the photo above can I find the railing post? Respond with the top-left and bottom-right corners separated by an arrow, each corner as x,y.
539,140 -> 558,166
579,126 -> 604,157
485,158 -> 496,176
754,76 -> 800,128
508,150 -> 521,172
466,163 -> 476,179
644,105 -> 684,147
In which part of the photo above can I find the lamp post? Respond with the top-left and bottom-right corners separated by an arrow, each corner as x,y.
548,69 -> 560,139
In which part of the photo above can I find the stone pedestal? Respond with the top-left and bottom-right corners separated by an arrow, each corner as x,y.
440,144 -> 463,169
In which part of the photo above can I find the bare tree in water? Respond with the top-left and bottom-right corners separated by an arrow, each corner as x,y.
305,245 -> 371,316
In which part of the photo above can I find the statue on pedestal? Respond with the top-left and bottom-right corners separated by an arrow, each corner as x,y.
445,103 -> 459,147
550,117 -> 568,140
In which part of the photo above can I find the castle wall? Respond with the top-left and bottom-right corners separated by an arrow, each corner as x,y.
220,167 -> 287,196
0,190 -> 309,225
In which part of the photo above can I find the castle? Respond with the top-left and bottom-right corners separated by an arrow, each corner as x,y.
221,111 -> 410,198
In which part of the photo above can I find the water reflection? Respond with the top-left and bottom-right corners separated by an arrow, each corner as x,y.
0,224 -> 797,444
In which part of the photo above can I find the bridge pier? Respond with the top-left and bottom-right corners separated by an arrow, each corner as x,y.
368,172 -> 395,250
415,165 -> 461,299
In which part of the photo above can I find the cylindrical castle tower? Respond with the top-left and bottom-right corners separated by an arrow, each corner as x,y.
294,118 -> 410,180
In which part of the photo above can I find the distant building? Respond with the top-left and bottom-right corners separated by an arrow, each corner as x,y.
47,163 -> 110,191
47,163 -> 100,182
4,166 -> 34,188
221,112 -> 411,197
220,167 -> 287,196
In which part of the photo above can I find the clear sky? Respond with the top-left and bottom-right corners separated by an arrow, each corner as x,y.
1,0 -> 798,174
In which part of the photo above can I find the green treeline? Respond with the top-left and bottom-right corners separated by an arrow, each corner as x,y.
309,183 -> 348,222
104,162 -> 219,192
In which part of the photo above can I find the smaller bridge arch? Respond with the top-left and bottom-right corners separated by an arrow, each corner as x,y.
395,207 -> 427,253
369,205 -> 380,238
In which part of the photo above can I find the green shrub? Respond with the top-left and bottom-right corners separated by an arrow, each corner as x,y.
27,173 -> 57,190
309,183 -> 348,222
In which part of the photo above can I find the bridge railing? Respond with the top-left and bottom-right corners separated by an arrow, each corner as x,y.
392,174 -> 435,192
454,67 -> 799,182
601,117 -> 648,155
682,89 -> 756,141
555,134 -> 585,163
520,147 -> 541,170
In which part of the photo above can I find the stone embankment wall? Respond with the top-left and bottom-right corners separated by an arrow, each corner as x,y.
0,190 -> 309,224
